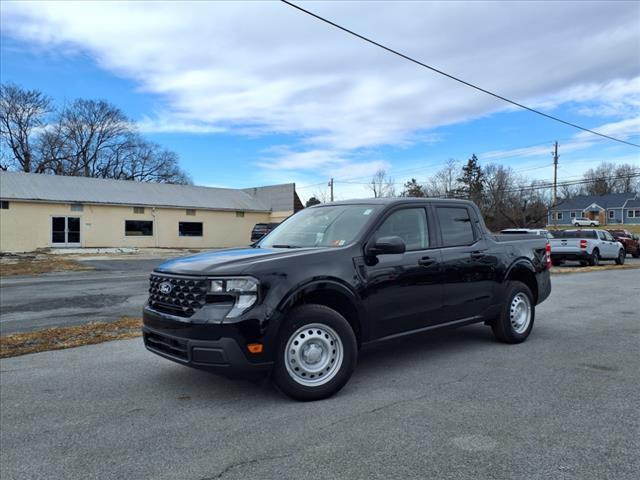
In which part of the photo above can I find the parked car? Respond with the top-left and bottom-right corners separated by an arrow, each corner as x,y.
143,198 -> 552,401
501,228 -> 555,239
549,229 -> 625,266
607,229 -> 640,258
250,222 -> 279,242
572,217 -> 599,227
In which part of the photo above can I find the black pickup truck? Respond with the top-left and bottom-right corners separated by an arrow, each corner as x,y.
143,198 -> 551,400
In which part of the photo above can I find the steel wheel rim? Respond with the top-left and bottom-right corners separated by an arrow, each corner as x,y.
284,323 -> 343,387
510,293 -> 531,334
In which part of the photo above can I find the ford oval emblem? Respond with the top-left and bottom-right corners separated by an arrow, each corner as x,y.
159,281 -> 173,295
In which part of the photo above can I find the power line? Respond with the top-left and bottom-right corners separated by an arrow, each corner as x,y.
281,0 -> 640,148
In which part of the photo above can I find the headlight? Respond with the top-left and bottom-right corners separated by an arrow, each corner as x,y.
208,277 -> 259,318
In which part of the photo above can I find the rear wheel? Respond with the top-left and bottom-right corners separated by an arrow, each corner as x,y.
632,250 -> 640,259
615,249 -> 626,265
491,281 -> 535,344
590,222 -> 596,227
589,249 -> 600,266
272,304 -> 357,401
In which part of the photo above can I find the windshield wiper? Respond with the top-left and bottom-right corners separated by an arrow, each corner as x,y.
271,244 -> 300,249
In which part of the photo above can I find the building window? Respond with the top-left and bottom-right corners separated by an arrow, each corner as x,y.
133,207 -> 145,214
186,209 -> 196,216
608,210 -> 615,219
125,220 -> 153,236
552,211 -> 563,220
236,211 -> 245,218
629,209 -> 640,218
179,222 -> 203,237
570,211 -> 576,218
70,204 -> 83,212
0,201 -> 8,209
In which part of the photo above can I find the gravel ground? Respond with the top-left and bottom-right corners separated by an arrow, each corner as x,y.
1,268 -> 639,480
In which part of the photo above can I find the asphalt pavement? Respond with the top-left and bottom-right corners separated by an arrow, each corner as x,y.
1,268 -> 639,480
0,258 -> 164,334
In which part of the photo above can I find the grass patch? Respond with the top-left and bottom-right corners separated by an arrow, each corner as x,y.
0,317 -> 142,359
548,224 -> 640,234
551,263 -> 640,274
0,255 -> 94,277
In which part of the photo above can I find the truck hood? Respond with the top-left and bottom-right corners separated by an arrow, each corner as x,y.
154,246 -> 323,276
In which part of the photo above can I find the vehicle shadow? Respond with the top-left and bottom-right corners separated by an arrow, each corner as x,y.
146,323 -> 496,402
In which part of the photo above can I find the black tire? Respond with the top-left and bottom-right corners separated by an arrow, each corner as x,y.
590,223 -> 596,227
615,249 -> 625,265
551,259 -> 563,267
632,251 -> 640,259
272,304 -> 357,401
579,261 -> 589,267
491,281 -> 535,344
589,249 -> 600,266
574,223 -> 580,227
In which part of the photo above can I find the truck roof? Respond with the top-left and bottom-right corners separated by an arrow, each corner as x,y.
312,197 -> 474,207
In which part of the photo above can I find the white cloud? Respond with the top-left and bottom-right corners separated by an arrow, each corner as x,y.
2,0 -> 639,177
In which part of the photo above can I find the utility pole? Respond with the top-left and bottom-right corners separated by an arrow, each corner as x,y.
552,141 -> 559,227
328,178 -> 334,202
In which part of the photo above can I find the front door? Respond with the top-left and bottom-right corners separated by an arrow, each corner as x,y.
360,207 -> 442,339
51,216 -> 81,247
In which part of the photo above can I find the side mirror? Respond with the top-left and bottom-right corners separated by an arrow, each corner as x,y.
367,236 -> 406,256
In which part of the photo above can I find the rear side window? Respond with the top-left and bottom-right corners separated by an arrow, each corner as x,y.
437,207 -> 475,246
375,208 -> 429,251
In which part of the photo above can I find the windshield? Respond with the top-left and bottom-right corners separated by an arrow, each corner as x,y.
259,205 -> 380,248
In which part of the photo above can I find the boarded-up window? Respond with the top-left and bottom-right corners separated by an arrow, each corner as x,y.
236,211 -> 245,218
0,201 -> 8,209
179,222 -> 203,237
133,207 -> 145,214
125,220 -> 153,236
186,209 -> 196,216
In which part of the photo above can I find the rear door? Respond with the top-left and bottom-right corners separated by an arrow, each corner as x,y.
361,206 -> 443,339
434,204 -> 498,322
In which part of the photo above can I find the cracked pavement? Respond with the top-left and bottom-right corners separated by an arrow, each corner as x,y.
1,268 -> 639,479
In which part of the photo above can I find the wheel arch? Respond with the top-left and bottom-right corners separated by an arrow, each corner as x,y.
504,260 -> 539,304
276,279 -> 366,346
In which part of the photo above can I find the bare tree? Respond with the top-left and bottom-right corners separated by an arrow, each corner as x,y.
368,169 -> 396,198
424,159 -> 459,197
0,83 -> 52,172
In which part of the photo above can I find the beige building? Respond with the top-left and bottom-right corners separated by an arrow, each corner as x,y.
0,171 -> 302,252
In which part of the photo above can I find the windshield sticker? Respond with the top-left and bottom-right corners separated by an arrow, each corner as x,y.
363,209 -> 373,215
332,239 -> 346,247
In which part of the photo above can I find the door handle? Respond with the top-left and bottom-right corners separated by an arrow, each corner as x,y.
470,251 -> 486,259
418,256 -> 435,266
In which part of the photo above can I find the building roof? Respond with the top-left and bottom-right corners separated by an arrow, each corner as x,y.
0,171 -> 297,212
554,193 -> 638,211
625,198 -> 640,208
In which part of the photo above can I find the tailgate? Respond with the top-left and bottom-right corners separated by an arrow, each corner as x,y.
550,238 -> 584,253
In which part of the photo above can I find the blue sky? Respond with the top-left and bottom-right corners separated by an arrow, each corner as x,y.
1,1 -> 638,200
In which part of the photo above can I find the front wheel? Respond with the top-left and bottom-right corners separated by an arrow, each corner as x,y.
272,304 -> 357,401
615,249 -> 626,265
574,223 -> 580,227
491,281 -> 535,344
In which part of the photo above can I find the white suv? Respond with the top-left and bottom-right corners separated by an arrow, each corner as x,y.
573,217 -> 599,227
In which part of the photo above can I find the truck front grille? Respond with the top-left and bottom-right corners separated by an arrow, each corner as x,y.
148,274 -> 207,318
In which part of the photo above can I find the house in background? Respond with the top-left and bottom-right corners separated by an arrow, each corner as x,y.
547,192 -> 640,226
0,171 -> 302,252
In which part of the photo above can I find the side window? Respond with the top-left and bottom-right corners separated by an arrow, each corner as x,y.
374,208 -> 429,251
597,231 -> 606,240
437,207 -> 476,247
603,231 -> 614,241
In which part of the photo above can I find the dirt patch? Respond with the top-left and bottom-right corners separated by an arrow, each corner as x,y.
0,254 -> 94,277
0,317 -> 142,358
551,263 -> 640,274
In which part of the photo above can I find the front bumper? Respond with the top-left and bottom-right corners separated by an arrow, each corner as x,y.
143,307 -> 274,378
